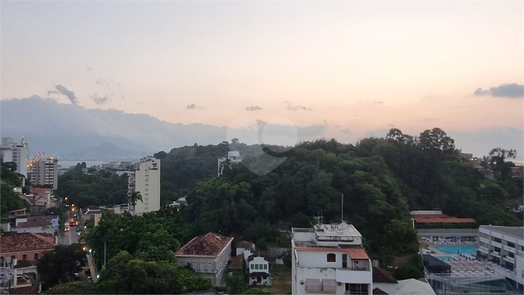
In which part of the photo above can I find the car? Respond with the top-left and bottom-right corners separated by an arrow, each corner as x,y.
86,276 -> 92,282
64,227 -> 70,232
74,273 -> 80,281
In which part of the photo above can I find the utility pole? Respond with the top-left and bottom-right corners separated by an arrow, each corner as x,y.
104,241 -> 107,266
341,194 -> 344,222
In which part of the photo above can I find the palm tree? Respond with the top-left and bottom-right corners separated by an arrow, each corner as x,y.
127,190 -> 143,214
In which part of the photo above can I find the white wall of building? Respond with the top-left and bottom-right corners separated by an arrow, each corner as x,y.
132,157 -> 160,214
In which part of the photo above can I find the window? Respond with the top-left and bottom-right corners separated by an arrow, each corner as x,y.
264,264 -> 267,269
0,257 -> 4,263
251,264 -> 254,269
327,253 -> 336,262
22,254 -> 27,260
507,241 -> 516,248
255,264 -> 259,269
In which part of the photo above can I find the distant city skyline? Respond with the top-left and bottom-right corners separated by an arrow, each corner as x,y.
1,1 -> 522,158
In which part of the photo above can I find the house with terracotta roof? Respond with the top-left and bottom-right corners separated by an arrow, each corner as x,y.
176,232 -> 234,286
0,232 -> 56,265
372,265 -> 398,295
291,222 -> 373,295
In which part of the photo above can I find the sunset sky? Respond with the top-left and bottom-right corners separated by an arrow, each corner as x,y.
1,1 -> 523,156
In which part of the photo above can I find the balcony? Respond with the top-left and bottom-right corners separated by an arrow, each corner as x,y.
503,255 -> 515,263
336,269 -> 372,284
479,237 -> 489,244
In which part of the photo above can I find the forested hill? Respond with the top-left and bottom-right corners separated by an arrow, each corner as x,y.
156,127 -> 522,262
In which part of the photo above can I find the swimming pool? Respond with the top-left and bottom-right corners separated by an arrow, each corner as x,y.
435,246 -> 477,255
437,256 -> 455,261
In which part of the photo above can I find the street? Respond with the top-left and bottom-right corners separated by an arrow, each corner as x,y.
60,225 -> 79,245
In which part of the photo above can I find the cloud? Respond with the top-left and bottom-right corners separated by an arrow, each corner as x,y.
283,101 -> 312,111
246,106 -> 263,111
91,95 -> 110,105
186,104 -> 205,110
47,84 -> 79,105
340,128 -> 352,134
473,83 -> 524,98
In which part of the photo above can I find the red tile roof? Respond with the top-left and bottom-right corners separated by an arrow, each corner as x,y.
16,220 -> 51,228
29,188 -> 50,195
10,284 -> 40,294
176,232 -> 233,257
412,214 -> 476,224
228,254 -> 244,270
373,267 -> 397,284
295,247 -> 369,260
0,232 -> 55,253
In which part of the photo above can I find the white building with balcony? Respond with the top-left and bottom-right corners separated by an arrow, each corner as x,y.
291,222 -> 373,295
477,225 -> 524,291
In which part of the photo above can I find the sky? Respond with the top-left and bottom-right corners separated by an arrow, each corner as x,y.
1,0 -> 523,157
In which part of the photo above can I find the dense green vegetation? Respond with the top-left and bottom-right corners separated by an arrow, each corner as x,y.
51,127 -> 522,292
37,244 -> 87,290
85,206 -> 192,266
0,161 -> 29,216
56,163 -> 128,208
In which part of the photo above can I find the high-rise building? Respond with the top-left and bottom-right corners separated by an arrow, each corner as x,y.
0,137 -> 29,177
32,157 -> 59,190
128,156 -> 160,214
291,222 -> 373,295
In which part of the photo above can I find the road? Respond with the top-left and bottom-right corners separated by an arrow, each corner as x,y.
60,225 -> 79,245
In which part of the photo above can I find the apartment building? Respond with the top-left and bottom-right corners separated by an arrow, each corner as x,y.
32,157 -> 59,190
477,225 -> 524,291
128,156 -> 160,214
0,137 -> 29,177
291,222 -> 373,295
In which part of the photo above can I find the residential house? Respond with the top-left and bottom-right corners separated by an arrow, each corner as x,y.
246,252 -> 271,286
372,265 -> 397,295
0,231 -> 56,292
236,240 -> 255,256
0,232 -> 56,264
292,222 -> 373,295
13,215 -> 59,235
8,209 -> 28,219
176,232 -> 234,286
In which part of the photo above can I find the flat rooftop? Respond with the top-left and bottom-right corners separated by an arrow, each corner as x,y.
480,225 -> 524,240
313,222 -> 362,238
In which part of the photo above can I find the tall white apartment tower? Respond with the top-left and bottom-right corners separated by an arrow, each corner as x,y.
1,137 -> 29,177
33,157 -> 59,190
129,157 -> 161,214
291,222 -> 373,295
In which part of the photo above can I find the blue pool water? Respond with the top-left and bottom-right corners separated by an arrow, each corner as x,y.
435,246 -> 477,255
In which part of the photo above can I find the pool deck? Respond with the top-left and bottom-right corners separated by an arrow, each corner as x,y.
420,239 -> 478,262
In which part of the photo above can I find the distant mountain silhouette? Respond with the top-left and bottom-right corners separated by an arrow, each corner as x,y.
0,96 -> 228,158
62,142 -> 150,161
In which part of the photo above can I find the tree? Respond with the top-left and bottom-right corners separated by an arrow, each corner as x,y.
418,128 -> 455,152
45,281 -> 98,294
37,244 -> 86,290
128,190 -> 143,214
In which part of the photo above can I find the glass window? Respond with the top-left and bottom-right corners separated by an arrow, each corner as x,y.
34,253 -> 39,260
22,254 -> 27,260
264,264 -> 267,269
327,253 -> 336,262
